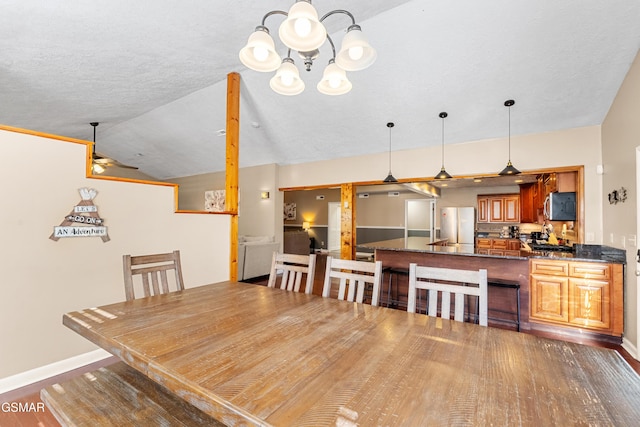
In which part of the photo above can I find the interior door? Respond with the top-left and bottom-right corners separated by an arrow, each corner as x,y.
405,199 -> 436,239
327,202 -> 341,251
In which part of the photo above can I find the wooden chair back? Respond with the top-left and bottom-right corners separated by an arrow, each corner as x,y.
408,263 -> 488,326
267,252 -> 316,294
322,257 -> 383,306
123,250 -> 185,301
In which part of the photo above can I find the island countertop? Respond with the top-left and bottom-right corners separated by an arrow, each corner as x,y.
357,237 -> 626,264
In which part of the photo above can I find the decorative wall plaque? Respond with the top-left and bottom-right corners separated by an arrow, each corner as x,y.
50,188 -> 109,242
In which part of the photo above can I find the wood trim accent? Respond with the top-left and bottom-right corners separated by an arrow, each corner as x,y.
340,183 -> 356,260
226,72 -> 240,281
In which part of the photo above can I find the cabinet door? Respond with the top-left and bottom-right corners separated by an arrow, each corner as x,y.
556,172 -> 577,192
507,239 -> 521,250
489,198 -> 504,222
568,278 -> 610,330
477,198 -> 488,222
503,196 -> 520,222
519,183 -> 535,223
530,274 -> 569,322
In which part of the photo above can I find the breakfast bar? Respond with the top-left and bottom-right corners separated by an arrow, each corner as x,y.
362,237 -> 626,344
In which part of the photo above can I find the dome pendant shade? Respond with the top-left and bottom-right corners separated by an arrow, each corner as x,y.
270,58 -> 305,95
239,28 -> 281,72
383,122 -> 398,183
499,99 -> 520,176
335,25 -> 377,71
317,61 -> 352,95
433,112 -> 451,180
278,1 -> 327,52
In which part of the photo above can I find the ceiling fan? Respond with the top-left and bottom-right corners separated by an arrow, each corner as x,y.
90,122 -> 138,174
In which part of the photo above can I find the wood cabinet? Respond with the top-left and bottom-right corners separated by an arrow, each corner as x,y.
519,183 -> 536,223
477,198 -> 488,222
477,194 -> 520,223
475,238 -> 521,256
530,259 -> 623,336
519,171 -> 578,224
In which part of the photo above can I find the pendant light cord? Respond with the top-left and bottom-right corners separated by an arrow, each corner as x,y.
441,116 -> 445,168
387,122 -> 394,173
507,105 -> 511,161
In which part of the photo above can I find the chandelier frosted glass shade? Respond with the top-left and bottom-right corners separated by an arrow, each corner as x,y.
241,2 -> 376,95
278,1 -> 327,52
270,58 -> 305,95
238,28 -> 281,72
317,61 -> 352,95
336,25 -> 377,71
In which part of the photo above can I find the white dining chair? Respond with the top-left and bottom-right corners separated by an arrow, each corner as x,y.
267,252 -> 317,294
408,263 -> 488,326
322,257 -> 383,306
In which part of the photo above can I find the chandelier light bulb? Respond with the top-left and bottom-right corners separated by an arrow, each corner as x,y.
348,46 -> 364,61
335,25 -> 377,71
317,61 -> 351,95
253,46 -> 269,62
279,1 -> 326,52
294,17 -> 312,37
270,58 -> 305,95
239,28 -> 281,72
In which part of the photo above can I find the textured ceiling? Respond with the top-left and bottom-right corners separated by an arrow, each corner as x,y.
1,0 -> 639,179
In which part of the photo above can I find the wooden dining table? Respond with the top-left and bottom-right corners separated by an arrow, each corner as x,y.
63,281 -> 640,426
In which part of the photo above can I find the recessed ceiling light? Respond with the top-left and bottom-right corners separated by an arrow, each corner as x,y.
216,129 -> 226,136
473,178 -> 483,183
515,179 -> 523,183
251,121 -> 260,128
441,183 -> 448,187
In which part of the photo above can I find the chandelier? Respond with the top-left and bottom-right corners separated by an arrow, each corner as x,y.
239,0 -> 377,96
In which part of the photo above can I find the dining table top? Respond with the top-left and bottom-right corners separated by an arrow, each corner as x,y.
63,281 -> 640,426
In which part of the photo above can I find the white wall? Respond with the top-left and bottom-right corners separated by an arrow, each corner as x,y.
602,50 -> 640,354
279,125 -> 603,242
0,128 -> 231,379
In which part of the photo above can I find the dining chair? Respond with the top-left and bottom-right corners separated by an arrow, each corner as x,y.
407,263 -> 488,326
123,250 -> 185,301
322,257 -> 383,306
267,252 -> 317,294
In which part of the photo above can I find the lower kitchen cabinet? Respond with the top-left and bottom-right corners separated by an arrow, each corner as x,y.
529,259 -> 622,336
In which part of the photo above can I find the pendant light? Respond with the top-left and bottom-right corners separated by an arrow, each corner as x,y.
499,99 -> 520,175
434,112 -> 452,179
383,122 -> 398,183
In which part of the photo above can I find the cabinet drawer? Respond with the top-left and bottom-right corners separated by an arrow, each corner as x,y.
492,239 -> 508,249
569,262 -> 610,280
530,260 -> 569,276
476,238 -> 492,249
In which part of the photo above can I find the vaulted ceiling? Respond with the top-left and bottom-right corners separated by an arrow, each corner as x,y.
1,1 -> 639,179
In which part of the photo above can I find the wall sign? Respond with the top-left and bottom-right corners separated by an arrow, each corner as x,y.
50,188 -> 110,242
608,187 -> 627,205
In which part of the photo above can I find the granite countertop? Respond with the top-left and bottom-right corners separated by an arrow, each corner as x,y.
357,237 -> 626,264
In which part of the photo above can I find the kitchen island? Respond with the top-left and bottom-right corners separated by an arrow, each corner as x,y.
360,237 -> 626,345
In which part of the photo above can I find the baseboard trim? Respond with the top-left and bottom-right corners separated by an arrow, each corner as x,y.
0,348 -> 113,394
622,337 -> 639,361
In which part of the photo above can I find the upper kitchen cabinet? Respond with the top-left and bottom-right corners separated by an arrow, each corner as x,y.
477,194 -> 520,223
519,171 -> 577,223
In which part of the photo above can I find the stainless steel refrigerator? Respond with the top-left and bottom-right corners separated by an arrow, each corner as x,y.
440,207 -> 475,245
